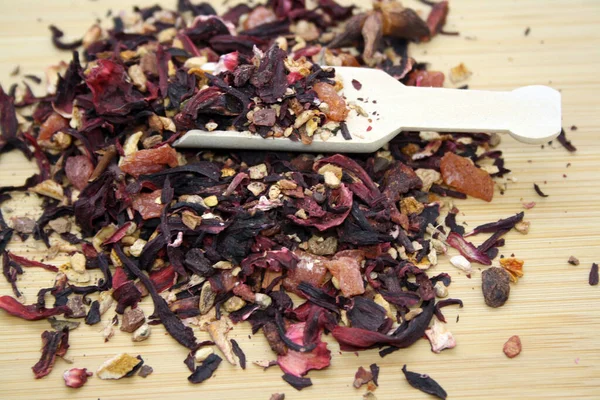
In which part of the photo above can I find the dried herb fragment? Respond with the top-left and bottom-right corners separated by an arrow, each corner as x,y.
589,263 -> 599,286
482,267 -> 510,308
402,365 -> 447,400
533,183 -> 549,198
231,339 -> 246,369
188,353 -> 222,384
282,373 -> 313,390
556,129 -> 577,152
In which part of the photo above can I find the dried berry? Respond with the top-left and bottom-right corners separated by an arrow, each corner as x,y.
63,368 -> 92,388
482,267 -> 511,308
503,335 -> 522,358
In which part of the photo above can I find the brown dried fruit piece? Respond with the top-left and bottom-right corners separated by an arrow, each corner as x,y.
440,152 -> 494,202
244,6 -> 277,30
120,308 -> 145,333
503,335 -> 522,358
313,82 -> 348,122
482,267 -> 510,308
119,145 -> 178,177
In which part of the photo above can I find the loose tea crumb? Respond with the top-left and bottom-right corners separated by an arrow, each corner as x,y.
568,256 -> 580,266
589,263 -> 599,286
533,183 -> 549,198
503,335 -> 522,358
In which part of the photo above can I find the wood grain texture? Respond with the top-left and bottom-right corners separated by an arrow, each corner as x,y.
0,1 -> 599,399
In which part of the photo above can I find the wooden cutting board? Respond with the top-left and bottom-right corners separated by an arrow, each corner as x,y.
0,1 -> 599,399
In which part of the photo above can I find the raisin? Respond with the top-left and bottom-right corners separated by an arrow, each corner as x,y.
481,267 -> 510,308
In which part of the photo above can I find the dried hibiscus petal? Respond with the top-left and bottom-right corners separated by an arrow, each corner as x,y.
0,296 -> 69,321
277,322 -> 331,377
32,328 -> 70,379
402,365 -> 447,400
65,156 -> 94,191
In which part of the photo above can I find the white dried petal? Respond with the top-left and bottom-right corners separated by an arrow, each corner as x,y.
157,27 -> 178,43
323,170 -> 341,189
132,324 -> 151,342
450,255 -> 472,274
98,290 -> 114,315
194,347 -> 214,363
374,294 -> 395,319
248,163 -> 268,180
405,308 -> 423,321
213,261 -> 233,270
123,131 -> 143,156
127,65 -> 147,92
293,110 -> 315,129
70,253 -> 87,273
268,185 -> 281,200
480,164 -> 500,175
247,182 -> 266,196
205,121 -> 218,131
30,180 -> 64,201
184,56 -> 209,69
428,247 -> 438,266
425,319 -> 456,353
274,36 -> 288,51
83,24 -> 103,49
255,293 -> 272,309
434,281 -> 448,298
514,220 -> 531,234
93,224 -> 118,252
102,320 -> 115,342
419,131 -> 442,141
207,317 -> 237,365
129,238 -> 147,258
415,169 -> 441,192
199,281 -> 216,315
96,353 -> 142,380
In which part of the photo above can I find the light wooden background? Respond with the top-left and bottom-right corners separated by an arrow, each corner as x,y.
0,1 -> 599,399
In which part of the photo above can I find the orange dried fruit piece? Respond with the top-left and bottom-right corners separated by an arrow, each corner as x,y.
440,152 -> 494,202
499,257 -> 524,282
312,82 -> 348,122
38,112 -> 69,141
120,145 -> 178,177
326,256 -> 365,297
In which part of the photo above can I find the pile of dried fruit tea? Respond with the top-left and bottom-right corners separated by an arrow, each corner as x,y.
0,0 -> 576,396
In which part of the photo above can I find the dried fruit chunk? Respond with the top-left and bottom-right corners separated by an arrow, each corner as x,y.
503,335 -> 522,358
96,353 -> 142,380
65,155 -> 94,191
120,145 -> 178,177
63,368 -> 92,388
440,152 -> 494,202
313,82 -> 348,122
131,190 -> 163,220
243,6 -> 277,30
482,267 -> 510,308
38,112 -> 69,141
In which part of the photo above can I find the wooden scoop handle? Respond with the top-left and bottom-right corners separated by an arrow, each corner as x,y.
394,84 -> 562,143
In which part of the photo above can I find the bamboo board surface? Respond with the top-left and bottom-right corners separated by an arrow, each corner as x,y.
0,0 -> 599,399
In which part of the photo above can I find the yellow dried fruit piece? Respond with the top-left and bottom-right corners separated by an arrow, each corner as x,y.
96,353 -> 141,380
499,257 -> 524,282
